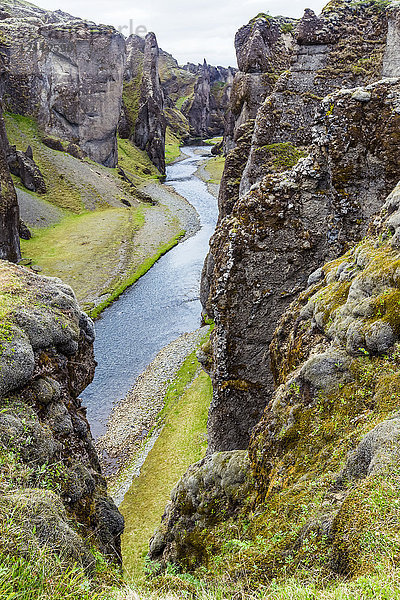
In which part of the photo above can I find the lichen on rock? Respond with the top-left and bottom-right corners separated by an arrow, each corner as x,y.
0,260 -> 123,568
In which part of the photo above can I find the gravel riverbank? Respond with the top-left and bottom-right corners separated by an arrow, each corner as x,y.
96,326 -> 209,504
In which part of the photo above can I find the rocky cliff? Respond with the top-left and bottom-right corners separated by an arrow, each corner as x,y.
149,1 -> 400,591
0,260 -> 123,568
159,53 -> 236,144
218,14 -> 296,218
120,33 -> 166,175
150,184 -> 400,587
0,2 -> 125,168
182,61 -> 234,139
0,100 -> 20,262
202,1 -> 400,454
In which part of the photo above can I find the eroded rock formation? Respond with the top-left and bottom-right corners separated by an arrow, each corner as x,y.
0,261 -> 123,564
150,185 -> 400,581
202,1 -> 400,454
0,101 -> 20,262
0,2 -> 125,167
133,33 -> 166,176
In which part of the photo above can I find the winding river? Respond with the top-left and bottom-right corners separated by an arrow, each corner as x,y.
81,147 -> 218,438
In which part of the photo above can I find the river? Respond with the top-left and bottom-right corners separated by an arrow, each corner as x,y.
80,146 -> 218,438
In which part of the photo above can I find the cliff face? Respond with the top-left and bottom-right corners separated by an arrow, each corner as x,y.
182,61 -> 234,139
0,101 -> 20,262
0,261 -> 123,565
133,33 -> 166,176
240,2 -> 390,196
219,15 -> 296,218
150,184 -> 400,584
0,2 -> 125,167
150,9 -> 400,584
201,1 -> 400,454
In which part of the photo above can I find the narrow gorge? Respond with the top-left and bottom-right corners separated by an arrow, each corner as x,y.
2,0 -> 400,599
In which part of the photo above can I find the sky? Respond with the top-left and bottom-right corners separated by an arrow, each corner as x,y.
36,0 -> 327,67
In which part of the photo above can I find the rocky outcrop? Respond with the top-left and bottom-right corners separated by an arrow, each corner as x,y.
158,53 -> 236,144
151,185 -> 400,582
219,15 -> 296,218
201,2 -> 400,455
120,33 -> 166,175
239,1 -> 390,197
182,61 -> 234,139
0,2 -> 125,167
149,450 -> 252,569
0,261 -> 123,563
7,145 -> 46,194
133,33 -> 166,175
204,76 -> 400,454
0,101 -> 20,262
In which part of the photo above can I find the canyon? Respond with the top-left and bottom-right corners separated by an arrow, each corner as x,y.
1,0 -> 400,598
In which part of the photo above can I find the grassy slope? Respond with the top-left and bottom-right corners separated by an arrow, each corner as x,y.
120,347 -> 213,582
204,155 -> 225,184
165,127 -> 182,165
6,113 -> 188,317
20,207 -> 144,314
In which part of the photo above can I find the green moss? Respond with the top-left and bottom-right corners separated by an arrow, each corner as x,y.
204,156 -> 225,184
256,142 -> 307,172
281,23 -> 294,33
175,95 -> 191,111
250,12 -> 272,25
5,113 -> 83,212
122,64 -> 143,133
117,137 -> 160,180
165,127 -> 181,165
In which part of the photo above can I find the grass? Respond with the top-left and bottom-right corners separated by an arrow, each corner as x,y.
20,207 -> 145,313
204,155 -> 225,184
120,342 -> 213,582
5,113 -> 83,212
117,137 -> 161,182
175,95 -> 191,111
165,127 -> 182,165
203,137 -> 223,146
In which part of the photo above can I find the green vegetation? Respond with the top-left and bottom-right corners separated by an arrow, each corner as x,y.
20,207 -> 144,314
203,137 -> 223,146
204,155 -> 225,184
122,64 -> 143,134
5,112 -> 188,317
175,95 -> 191,111
121,339 -> 213,581
281,23 -> 294,33
250,12 -> 272,25
256,142 -> 307,172
117,137 -> 160,181
165,127 -> 182,164
5,113 -> 83,212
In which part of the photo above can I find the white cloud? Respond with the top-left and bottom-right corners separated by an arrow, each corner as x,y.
34,0 -> 327,66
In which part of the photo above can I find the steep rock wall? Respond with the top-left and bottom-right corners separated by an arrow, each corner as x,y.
202,2 -> 400,454
240,1 -> 390,197
0,99 -> 20,262
0,261 -> 123,563
0,3 -> 125,167
204,76 -> 400,453
150,184 -> 400,583
183,61 -> 235,139
219,15 -> 295,218
133,33 -> 166,176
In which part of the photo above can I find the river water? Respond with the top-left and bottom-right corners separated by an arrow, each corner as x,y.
80,147 -> 218,438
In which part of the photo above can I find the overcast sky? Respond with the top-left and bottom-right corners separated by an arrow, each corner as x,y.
36,0 -> 327,66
